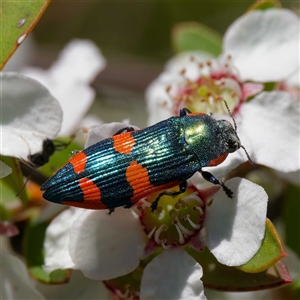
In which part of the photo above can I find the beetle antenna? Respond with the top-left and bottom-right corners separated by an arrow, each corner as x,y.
240,145 -> 253,164
223,100 -> 253,164
223,99 -> 237,131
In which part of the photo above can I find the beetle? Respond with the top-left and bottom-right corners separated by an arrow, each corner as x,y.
40,107 -> 252,211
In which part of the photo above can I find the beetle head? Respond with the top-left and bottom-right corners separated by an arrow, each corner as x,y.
219,120 -> 241,153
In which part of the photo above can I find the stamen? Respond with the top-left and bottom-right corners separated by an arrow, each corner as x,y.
140,199 -> 151,207
115,287 -> 130,299
182,192 -> 204,206
193,205 -> 204,215
185,215 -> 201,229
175,217 -> 194,236
180,68 -> 186,76
161,239 -> 172,249
154,224 -> 168,244
174,223 -> 185,244
148,226 -> 157,239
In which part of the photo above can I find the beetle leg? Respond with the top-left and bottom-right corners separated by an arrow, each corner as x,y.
113,127 -> 135,136
180,108 -> 192,117
108,208 -> 115,215
199,170 -> 234,198
123,201 -> 137,209
150,181 -> 187,212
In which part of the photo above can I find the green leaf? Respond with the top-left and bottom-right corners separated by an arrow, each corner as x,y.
171,22 -> 222,57
0,156 -> 28,203
283,185 -> 300,258
0,0 -> 50,70
186,246 -> 291,291
237,219 -> 287,273
247,0 -> 281,11
23,218 -> 71,283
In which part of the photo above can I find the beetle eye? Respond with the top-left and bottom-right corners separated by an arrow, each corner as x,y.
227,141 -> 240,153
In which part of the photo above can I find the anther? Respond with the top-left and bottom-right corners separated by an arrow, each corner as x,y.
161,240 -> 171,249
180,68 -> 186,76
154,224 -> 168,244
193,205 -> 204,215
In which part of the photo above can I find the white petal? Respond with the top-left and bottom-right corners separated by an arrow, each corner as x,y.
85,122 -> 140,147
44,207 -> 84,272
204,178 -> 268,266
1,252 -> 45,299
22,39 -> 105,136
165,51 -> 213,80
69,208 -> 145,280
35,270 -> 111,300
285,69 -> 300,88
223,9 -> 300,82
238,91 -> 300,172
0,160 -> 12,178
1,73 -> 62,159
49,39 -> 106,84
146,72 -> 182,125
141,248 -> 206,300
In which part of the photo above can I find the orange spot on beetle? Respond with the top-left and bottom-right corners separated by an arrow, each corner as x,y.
62,177 -> 104,209
79,177 -> 101,200
112,132 -> 135,155
208,153 -> 228,167
126,161 -> 182,204
69,151 -> 88,174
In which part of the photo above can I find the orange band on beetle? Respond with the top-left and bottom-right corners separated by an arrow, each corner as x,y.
69,152 -> 88,174
112,132 -> 135,155
207,153 -> 228,166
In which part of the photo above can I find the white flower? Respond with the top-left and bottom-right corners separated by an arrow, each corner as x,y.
0,72 -> 62,159
0,251 -> 46,300
0,250 -> 112,300
146,8 -> 300,179
43,123 -> 268,299
222,9 -> 299,82
22,39 -> 106,136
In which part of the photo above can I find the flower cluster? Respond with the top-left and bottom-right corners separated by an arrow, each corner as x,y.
1,7 -> 299,300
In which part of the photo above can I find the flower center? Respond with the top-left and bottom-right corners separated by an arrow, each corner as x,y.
138,186 -> 206,249
169,57 -> 242,115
